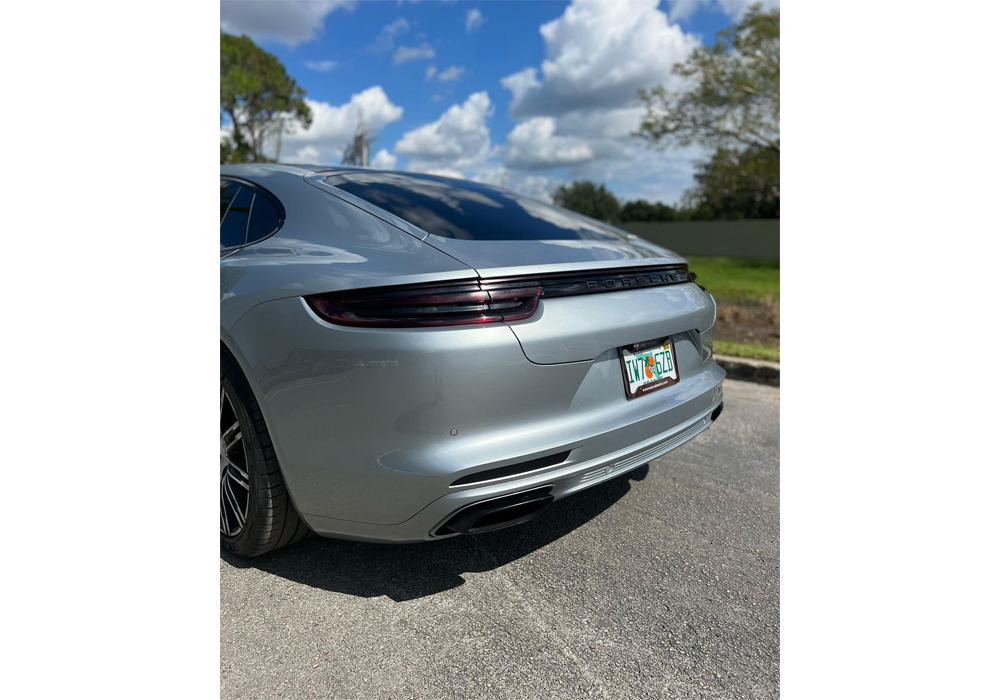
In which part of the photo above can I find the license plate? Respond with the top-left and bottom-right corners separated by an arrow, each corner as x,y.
619,337 -> 680,400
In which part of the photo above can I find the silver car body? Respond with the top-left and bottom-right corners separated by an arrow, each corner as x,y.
221,164 -> 724,542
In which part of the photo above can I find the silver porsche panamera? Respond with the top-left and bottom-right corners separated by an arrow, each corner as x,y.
220,163 -> 724,556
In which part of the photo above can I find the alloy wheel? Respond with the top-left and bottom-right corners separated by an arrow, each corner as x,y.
220,385 -> 251,537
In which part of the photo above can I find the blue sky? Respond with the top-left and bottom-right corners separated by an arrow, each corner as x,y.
221,0 -> 777,204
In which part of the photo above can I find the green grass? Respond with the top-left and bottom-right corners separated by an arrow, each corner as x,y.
686,256 -> 780,299
714,341 -> 780,363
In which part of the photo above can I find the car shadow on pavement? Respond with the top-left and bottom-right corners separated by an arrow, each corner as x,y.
221,465 -> 648,602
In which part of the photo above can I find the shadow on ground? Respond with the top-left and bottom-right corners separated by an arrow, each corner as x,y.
222,465 -> 648,602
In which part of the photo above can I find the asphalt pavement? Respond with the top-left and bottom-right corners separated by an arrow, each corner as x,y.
221,379 -> 780,699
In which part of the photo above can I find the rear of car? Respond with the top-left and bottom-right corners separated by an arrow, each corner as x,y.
221,165 -> 723,548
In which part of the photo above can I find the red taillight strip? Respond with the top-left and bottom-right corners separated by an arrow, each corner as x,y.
304,264 -> 689,328
305,279 -> 541,327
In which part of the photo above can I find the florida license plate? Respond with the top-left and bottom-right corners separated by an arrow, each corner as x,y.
619,338 -> 680,400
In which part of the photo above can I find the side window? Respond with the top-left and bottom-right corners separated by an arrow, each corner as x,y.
220,180 -> 240,222
245,190 -> 282,245
221,184 -> 253,249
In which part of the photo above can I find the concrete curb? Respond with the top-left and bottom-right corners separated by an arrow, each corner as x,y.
715,354 -> 780,387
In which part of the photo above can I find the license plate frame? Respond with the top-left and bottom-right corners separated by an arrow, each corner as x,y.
619,337 -> 680,400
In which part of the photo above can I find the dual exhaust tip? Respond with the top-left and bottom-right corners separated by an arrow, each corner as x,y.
434,487 -> 554,537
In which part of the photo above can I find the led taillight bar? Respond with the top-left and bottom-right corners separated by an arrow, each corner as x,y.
305,279 -> 542,327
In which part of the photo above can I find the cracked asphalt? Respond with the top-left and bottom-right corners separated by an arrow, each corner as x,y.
221,378 -> 779,699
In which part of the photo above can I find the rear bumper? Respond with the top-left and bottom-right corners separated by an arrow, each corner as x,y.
302,390 -> 723,542
228,295 -> 725,542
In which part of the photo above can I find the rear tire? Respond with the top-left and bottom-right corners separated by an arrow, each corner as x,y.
221,348 -> 310,557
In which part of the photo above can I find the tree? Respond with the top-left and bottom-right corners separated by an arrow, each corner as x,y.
620,199 -> 678,222
552,181 -> 621,222
220,138 -> 238,165
341,114 -> 377,166
684,145 -> 779,219
635,3 -> 779,154
221,33 -> 312,163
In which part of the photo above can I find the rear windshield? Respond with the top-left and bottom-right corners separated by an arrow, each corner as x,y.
324,172 -> 623,241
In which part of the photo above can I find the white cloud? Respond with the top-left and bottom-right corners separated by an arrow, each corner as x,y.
437,65 -> 465,82
667,0 -> 779,22
500,0 -> 699,118
292,145 -> 322,163
371,149 -> 398,169
505,117 -> 594,169
602,143 -> 707,204
281,86 -> 404,164
304,60 -> 338,72
394,92 -> 494,174
499,69 -> 540,111
393,43 -> 435,64
427,65 -> 464,82
666,0 -> 703,21
526,106 -> 654,169
220,0 -> 354,47
369,17 -> 410,52
491,0 -> 709,204
465,9 -> 486,32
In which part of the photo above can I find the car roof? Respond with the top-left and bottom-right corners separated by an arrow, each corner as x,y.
222,163 -> 396,176
220,162 -> 473,183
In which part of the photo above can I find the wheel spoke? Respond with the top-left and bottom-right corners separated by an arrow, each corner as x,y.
226,433 -> 243,454
224,480 -> 245,527
220,386 -> 226,420
222,423 -> 243,453
220,485 -> 230,537
226,467 -> 250,491
222,480 -> 237,523
226,457 -> 250,483
222,421 -> 240,443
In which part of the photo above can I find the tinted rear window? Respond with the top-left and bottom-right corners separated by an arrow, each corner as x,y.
325,172 -> 622,241
221,184 -> 253,249
220,180 -> 240,222
246,190 -> 282,244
